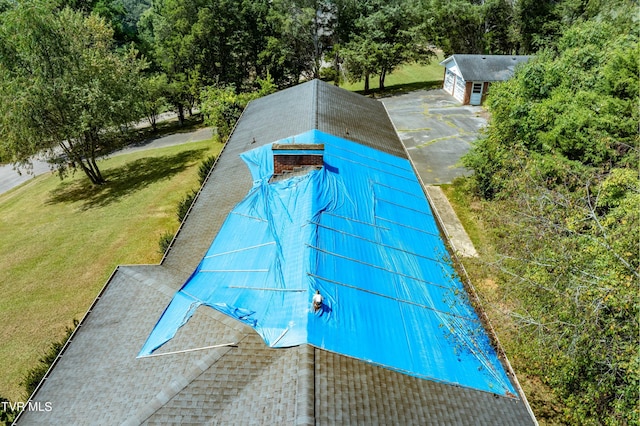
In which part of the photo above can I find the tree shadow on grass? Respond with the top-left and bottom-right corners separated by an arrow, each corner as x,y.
48,148 -> 208,210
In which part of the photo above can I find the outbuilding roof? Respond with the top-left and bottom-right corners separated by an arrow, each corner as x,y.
16,80 -> 536,425
441,54 -> 532,82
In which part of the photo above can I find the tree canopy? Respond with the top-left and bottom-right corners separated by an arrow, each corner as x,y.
0,1 -> 146,184
462,4 -> 639,423
342,0 -> 433,91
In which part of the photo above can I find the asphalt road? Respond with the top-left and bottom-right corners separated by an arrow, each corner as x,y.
0,127 -> 214,195
382,89 -> 486,184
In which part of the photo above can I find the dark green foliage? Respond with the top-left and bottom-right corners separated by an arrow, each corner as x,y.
426,0 -> 518,55
261,0 -> 322,85
20,320 -> 78,398
138,0 -> 273,89
177,191 -> 197,223
341,0 -> 434,91
319,65 -> 339,83
158,230 -> 174,255
0,397 -> 17,426
200,75 -> 276,142
514,0 -> 560,53
429,0 -> 486,55
198,155 -> 217,185
462,8 -> 639,424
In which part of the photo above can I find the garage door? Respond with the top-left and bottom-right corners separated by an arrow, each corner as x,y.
453,76 -> 466,103
444,69 -> 455,94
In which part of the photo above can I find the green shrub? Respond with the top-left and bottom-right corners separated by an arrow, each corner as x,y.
158,231 -> 174,255
0,396 -> 17,426
176,191 -> 197,223
319,66 -> 340,84
200,75 -> 276,142
198,155 -> 216,185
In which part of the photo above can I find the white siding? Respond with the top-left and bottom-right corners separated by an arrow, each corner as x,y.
453,76 -> 466,103
444,69 -> 455,94
443,59 -> 466,103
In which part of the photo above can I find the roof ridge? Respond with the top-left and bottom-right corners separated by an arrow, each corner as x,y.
313,79 -> 319,129
126,334 -> 253,425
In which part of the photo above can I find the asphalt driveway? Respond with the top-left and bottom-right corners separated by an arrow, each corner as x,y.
382,89 -> 487,184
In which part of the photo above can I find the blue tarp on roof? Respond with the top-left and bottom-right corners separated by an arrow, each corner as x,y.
139,129 -> 516,396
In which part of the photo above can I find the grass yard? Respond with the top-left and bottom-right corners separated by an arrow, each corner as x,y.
0,139 -> 220,400
340,56 -> 445,94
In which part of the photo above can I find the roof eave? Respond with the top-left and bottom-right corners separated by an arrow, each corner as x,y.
438,56 -> 456,67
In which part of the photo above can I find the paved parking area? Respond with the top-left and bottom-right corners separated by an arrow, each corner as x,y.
382,89 -> 487,184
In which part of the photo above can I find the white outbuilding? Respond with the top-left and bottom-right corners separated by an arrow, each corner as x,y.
440,54 -> 532,105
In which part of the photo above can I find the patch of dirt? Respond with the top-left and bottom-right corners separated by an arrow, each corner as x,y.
469,200 -> 482,211
519,374 -> 565,425
476,108 -> 491,121
481,277 -> 498,292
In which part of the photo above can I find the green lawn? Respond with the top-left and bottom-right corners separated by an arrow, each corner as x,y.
340,57 -> 445,94
0,139 -> 220,400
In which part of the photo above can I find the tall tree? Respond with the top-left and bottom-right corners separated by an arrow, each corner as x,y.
57,0 -> 141,47
141,73 -> 169,131
482,0 -> 517,54
260,0 -> 318,86
140,0 -> 271,88
429,0 -> 485,55
515,0 -> 561,53
0,2 -> 146,184
462,10 -> 639,423
137,0 -> 201,122
427,0 -> 517,55
342,0 -> 433,91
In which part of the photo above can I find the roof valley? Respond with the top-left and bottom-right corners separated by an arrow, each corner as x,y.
125,338 -> 249,425
295,345 -> 315,425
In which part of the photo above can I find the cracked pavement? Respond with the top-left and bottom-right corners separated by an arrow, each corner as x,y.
382,89 -> 487,185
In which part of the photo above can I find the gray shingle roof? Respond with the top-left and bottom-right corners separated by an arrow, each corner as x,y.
441,54 -> 533,82
16,80 -> 536,425
231,79 -> 407,158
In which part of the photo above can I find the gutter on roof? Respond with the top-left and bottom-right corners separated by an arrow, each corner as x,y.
438,56 -> 455,66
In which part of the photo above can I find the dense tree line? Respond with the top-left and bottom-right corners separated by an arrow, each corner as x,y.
0,0 -> 595,184
462,2 -> 638,423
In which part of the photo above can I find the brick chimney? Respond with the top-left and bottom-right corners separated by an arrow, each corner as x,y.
272,143 -> 324,174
